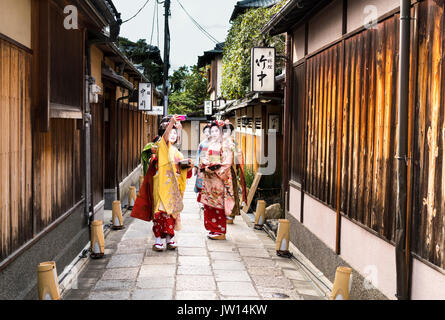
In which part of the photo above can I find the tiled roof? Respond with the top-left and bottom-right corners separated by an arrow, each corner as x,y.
197,43 -> 225,68
230,0 -> 280,21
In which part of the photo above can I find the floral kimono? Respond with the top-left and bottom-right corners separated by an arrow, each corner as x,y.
132,137 -> 192,239
199,138 -> 235,235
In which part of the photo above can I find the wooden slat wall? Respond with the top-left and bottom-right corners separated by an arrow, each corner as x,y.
117,103 -> 144,184
0,39 -> 33,261
300,15 -> 399,239
295,0 -> 445,269
304,43 -> 342,207
412,0 -> 445,268
340,17 -> 399,240
33,118 -> 82,233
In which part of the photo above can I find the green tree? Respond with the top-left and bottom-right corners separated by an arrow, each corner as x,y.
221,1 -> 286,100
118,37 -> 164,87
168,65 -> 208,115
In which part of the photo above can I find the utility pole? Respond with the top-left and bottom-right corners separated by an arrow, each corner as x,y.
163,0 -> 171,117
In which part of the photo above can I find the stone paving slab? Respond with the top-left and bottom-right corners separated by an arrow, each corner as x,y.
136,277 -> 175,289
94,279 -> 134,291
139,264 -> 176,278
178,256 -> 210,266
64,179 -> 326,301
213,260 -> 246,271
176,275 -> 216,291
247,266 -> 284,277
214,270 -> 251,282
132,288 -> 173,300
209,251 -> 242,261
88,291 -> 131,300
239,248 -> 270,258
177,265 -> 213,276
101,267 -> 140,280
178,247 -> 208,256
217,281 -> 258,297
106,253 -> 144,269
143,256 -> 177,265
250,275 -> 294,289
176,291 -> 219,300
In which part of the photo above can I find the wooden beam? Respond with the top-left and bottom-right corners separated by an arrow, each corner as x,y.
242,172 -> 262,213
38,0 -> 51,132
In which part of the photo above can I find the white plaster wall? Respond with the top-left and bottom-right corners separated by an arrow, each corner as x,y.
307,0 -> 343,54
302,195 -> 337,250
347,0 -> 399,33
292,25 -> 305,63
288,185 -> 301,222
411,258 -> 445,300
340,217 -> 397,299
0,0 -> 31,48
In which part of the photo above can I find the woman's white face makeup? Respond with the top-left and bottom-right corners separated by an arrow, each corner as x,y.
203,128 -> 210,139
169,129 -> 178,144
223,128 -> 232,139
210,126 -> 221,140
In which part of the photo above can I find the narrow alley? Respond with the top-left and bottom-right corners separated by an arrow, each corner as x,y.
62,179 -> 326,300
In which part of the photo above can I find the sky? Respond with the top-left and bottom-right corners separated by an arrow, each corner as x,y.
113,0 -> 239,73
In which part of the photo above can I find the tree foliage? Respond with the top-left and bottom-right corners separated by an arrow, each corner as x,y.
221,1 -> 286,100
168,65 -> 209,115
118,37 -> 164,87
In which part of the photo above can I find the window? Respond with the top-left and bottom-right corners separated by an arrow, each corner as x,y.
49,1 -> 83,117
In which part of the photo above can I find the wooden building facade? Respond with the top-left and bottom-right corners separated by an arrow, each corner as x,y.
0,0 -> 156,299
264,0 -> 445,299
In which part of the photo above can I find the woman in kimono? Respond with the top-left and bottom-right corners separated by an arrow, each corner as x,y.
222,120 -> 247,225
132,115 -> 193,251
194,123 -> 211,196
198,121 -> 235,240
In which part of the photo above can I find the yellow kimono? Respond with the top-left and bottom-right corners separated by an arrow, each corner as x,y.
153,138 -> 188,224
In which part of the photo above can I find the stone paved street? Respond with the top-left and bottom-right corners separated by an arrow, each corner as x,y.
62,179 -> 326,300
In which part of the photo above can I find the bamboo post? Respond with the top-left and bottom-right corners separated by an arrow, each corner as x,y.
330,266 -> 352,300
254,200 -> 267,230
90,220 -> 105,259
112,200 -> 123,230
37,261 -> 60,300
128,186 -> 137,208
276,219 -> 290,256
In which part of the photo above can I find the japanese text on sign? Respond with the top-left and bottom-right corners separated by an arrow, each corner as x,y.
138,83 -> 152,111
204,101 -> 213,115
251,47 -> 275,92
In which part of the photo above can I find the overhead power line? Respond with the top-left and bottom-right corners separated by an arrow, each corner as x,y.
175,0 -> 220,44
122,0 -> 151,23
149,0 -> 156,45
